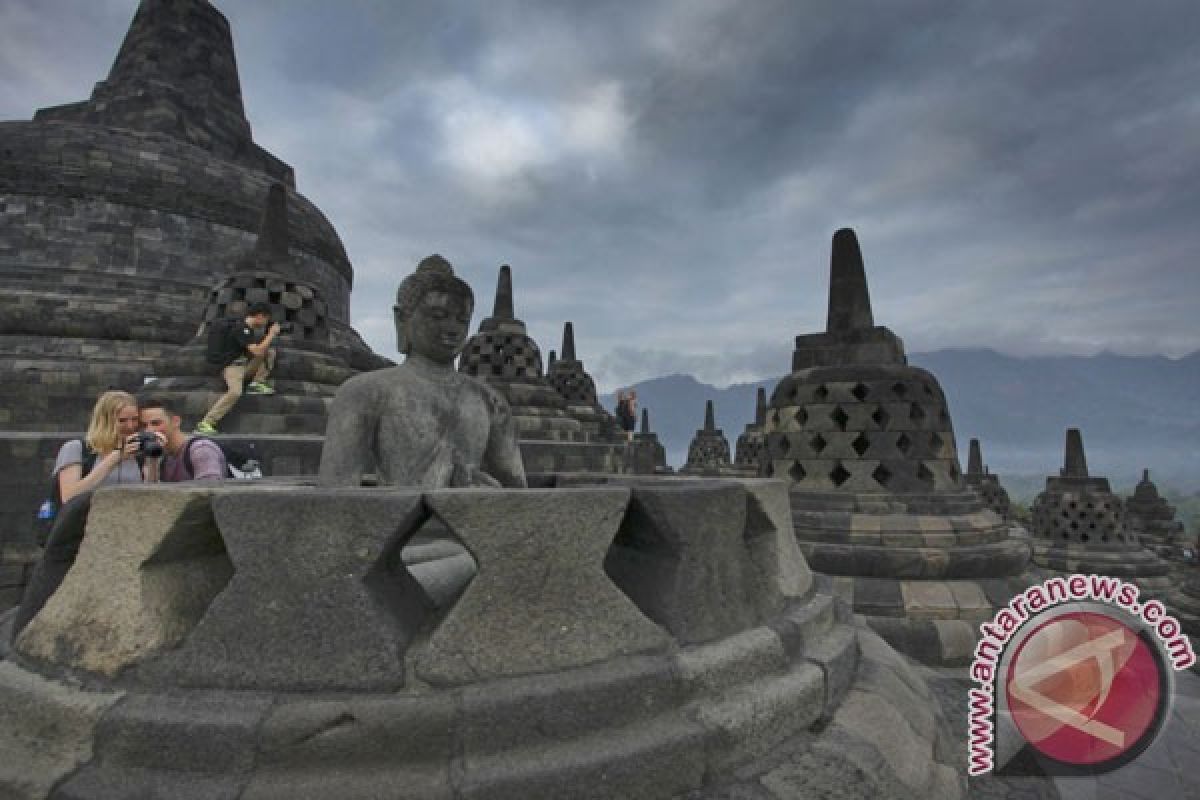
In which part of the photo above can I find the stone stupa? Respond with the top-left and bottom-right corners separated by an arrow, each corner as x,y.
1126,469 -> 1191,554
760,228 -> 1033,664
680,400 -> 740,476
1030,429 -> 1172,596
963,438 -> 1012,522
458,265 -> 583,443
546,321 -> 624,443
458,267 -> 630,475
629,408 -> 671,474
733,388 -> 768,471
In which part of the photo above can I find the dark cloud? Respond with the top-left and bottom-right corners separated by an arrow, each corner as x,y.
2,1 -> 1197,389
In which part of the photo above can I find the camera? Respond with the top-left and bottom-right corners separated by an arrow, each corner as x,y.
135,431 -> 164,458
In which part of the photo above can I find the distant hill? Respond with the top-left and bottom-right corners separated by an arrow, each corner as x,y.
599,349 -> 1200,492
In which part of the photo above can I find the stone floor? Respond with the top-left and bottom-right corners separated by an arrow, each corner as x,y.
925,664 -> 1200,800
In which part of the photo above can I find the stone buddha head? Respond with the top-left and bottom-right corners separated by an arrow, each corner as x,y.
394,255 -> 475,365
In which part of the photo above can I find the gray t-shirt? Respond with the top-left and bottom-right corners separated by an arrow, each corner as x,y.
52,439 -> 144,487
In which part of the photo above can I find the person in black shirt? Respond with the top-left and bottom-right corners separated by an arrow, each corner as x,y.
195,302 -> 280,434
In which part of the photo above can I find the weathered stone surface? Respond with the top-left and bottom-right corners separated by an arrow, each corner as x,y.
458,716 -> 708,800
416,488 -> 670,685
604,482 -> 763,644
740,479 -> 813,612
153,488 -> 429,690
697,661 -> 825,772
15,485 -> 231,676
460,655 -> 686,757
246,693 -> 457,800
0,661 -> 123,800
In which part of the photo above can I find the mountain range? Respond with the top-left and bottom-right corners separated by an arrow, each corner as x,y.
599,348 -> 1200,494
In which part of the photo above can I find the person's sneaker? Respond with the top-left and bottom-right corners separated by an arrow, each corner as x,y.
247,381 -> 276,395
195,421 -> 218,435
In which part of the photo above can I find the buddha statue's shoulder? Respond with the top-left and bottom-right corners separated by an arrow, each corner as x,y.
331,366 -> 407,407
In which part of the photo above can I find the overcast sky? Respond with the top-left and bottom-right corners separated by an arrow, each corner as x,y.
2,0 -> 1198,390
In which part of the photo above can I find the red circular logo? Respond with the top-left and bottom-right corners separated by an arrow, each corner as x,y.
1005,610 -> 1165,767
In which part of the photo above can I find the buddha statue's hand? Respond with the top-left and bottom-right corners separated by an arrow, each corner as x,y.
450,461 -> 502,488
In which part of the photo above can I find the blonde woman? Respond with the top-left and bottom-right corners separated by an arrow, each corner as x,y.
15,390 -> 147,637
53,389 -> 146,502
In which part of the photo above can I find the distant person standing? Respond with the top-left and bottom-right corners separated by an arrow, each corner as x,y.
195,302 -> 279,434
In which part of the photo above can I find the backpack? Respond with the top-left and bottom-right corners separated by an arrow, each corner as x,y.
33,441 -> 98,547
204,317 -> 243,366
182,436 -> 263,480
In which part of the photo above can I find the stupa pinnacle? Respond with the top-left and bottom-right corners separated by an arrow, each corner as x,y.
36,0 -> 291,183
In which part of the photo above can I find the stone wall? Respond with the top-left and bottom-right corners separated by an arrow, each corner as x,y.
1,121 -> 353,327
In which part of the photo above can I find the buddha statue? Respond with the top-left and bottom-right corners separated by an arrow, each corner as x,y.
319,255 -> 526,488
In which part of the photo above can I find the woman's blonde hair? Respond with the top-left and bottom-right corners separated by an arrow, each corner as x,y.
85,390 -> 138,453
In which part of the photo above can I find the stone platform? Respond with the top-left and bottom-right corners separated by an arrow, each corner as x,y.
0,478 -> 963,799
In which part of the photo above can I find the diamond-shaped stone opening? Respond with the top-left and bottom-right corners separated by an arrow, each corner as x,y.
851,383 -> 869,401
772,409 -> 782,426
930,432 -> 944,451
830,462 -> 851,487
794,408 -> 808,426
916,462 -> 935,485
909,403 -> 926,423
830,406 -> 850,431
789,385 -> 801,401
141,508 -> 235,638
871,406 -> 890,429
851,433 -> 870,456
398,513 -> 479,610
922,383 -> 934,396
814,385 -> 830,401
777,436 -> 791,457
896,433 -> 912,455
810,433 -> 828,453
872,464 -> 892,487
789,461 -> 807,482
892,382 -> 908,398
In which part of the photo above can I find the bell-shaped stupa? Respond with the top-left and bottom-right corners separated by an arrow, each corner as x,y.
628,408 -> 671,474
458,265 -> 583,442
1126,469 -> 1191,554
760,228 -> 1033,664
963,439 -> 1012,521
546,322 -> 623,442
681,400 -> 742,476
1031,430 -> 1172,596
734,388 -> 768,471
